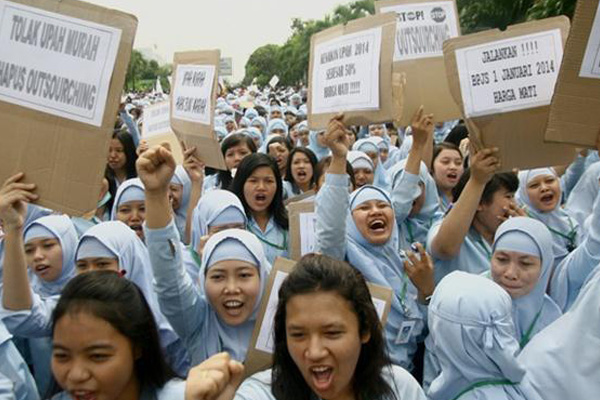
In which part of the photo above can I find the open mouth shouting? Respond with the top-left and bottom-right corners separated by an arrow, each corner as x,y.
540,192 -> 555,207
310,365 -> 334,392
70,390 -> 97,400
446,171 -> 459,183
368,218 -> 387,234
222,299 -> 245,317
34,264 -> 51,276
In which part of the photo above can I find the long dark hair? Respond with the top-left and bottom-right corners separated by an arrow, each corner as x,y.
230,153 -> 288,230
217,133 -> 257,189
271,254 -> 395,400
284,147 -> 318,191
51,271 -> 177,393
108,130 -> 138,179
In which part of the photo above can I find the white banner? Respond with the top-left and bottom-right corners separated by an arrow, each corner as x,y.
0,0 -> 121,126
455,29 -> 563,118
172,64 -> 215,125
580,1 -> 600,78
311,27 -> 382,114
380,1 -> 459,61
269,74 -> 279,88
142,101 -> 171,138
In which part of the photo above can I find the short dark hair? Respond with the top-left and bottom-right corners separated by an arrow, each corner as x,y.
284,148 -> 318,190
217,133 -> 258,189
51,271 -> 177,392
452,169 -> 519,204
230,153 -> 289,230
271,254 -> 395,400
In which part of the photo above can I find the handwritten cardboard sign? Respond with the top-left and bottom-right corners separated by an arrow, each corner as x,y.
244,257 -> 392,377
376,0 -> 462,125
142,100 -> 183,164
443,17 -> 577,171
545,0 -> 600,147
170,50 -> 226,170
308,13 -> 398,129
0,0 -> 137,216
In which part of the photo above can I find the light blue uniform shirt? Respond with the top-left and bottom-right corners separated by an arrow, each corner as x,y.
0,321 -> 39,400
315,173 -> 426,370
427,220 -> 491,284
234,365 -> 426,400
246,216 -> 288,265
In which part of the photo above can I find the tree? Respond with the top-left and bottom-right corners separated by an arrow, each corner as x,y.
243,44 -> 281,87
125,50 -> 172,92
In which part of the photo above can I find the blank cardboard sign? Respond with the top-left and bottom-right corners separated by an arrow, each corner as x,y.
375,0 -> 462,126
546,0 -> 600,147
141,100 -> 184,164
0,0 -> 137,216
170,50 -> 226,170
307,13 -> 399,129
443,17 -> 577,171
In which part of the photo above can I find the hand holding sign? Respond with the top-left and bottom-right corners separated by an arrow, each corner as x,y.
410,106 -> 434,147
403,243 -> 434,303
469,147 -> 501,186
0,173 -> 37,231
185,352 -> 244,400
324,114 -> 349,159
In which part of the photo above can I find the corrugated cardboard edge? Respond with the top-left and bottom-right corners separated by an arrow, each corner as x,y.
546,0 -> 600,147
244,257 -> 296,378
375,0 -> 462,126
443,16 -> 578,171
170,50 -> 227,170
244,257 -> 393,378
287,200 -> 315,260
0,0 -> 137,216
307,13 -> 399,129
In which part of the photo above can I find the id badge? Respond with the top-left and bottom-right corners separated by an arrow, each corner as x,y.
395,320 -> 416,345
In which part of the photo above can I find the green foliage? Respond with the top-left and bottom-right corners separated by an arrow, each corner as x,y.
125,50 -> 172,92
243,0 -> 375,86
242,0 -> 577,86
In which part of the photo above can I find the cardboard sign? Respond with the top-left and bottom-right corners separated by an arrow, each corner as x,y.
244,257 -> 393,378
443,17 -> 577,171
0,0 -> 137,216
170,50 -> 226,170
142,101 -> 183,164
219,57 -> 232,77
308,13 -> 398,129
376,0 -> 462,125
288,200 -> 315,260
546,0 -> 600,147
269,75 -> 279,88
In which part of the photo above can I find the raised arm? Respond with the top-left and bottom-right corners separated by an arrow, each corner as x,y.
315,115 -> 350,261
391,107 -> 432,223
0,173 -> 37,311
430,147 -> 500,259
138,145 -> 207,344
183,145 -> 205,245
551,189 -> 600,311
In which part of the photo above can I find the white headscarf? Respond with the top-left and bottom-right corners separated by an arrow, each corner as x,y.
516,168 -> 580,265
518,265 -> 600,400
196,229 -> 271,362
428,271 -> 527,400
23,215 -> 77,297
492,217 -> 562,348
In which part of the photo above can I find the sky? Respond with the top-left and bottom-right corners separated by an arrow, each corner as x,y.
85,0 -> 353,82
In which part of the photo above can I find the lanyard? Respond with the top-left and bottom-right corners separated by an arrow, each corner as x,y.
247,224 -> 288,251
526,211 -> 577,252
519,307 -> 543,348
405,220 -> 415,244
475,235 -> 492,261
451,379 -> 516,400
189,246 -> 202,270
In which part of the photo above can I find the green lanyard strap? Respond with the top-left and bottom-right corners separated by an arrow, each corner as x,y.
475,235 -> 492,261
405,220 -> 415,244
189,246 -> 202,269
519,308 -> 543,348
451,379 -> 516,400
247,224 -> 288,251
526,211 -> 577,251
